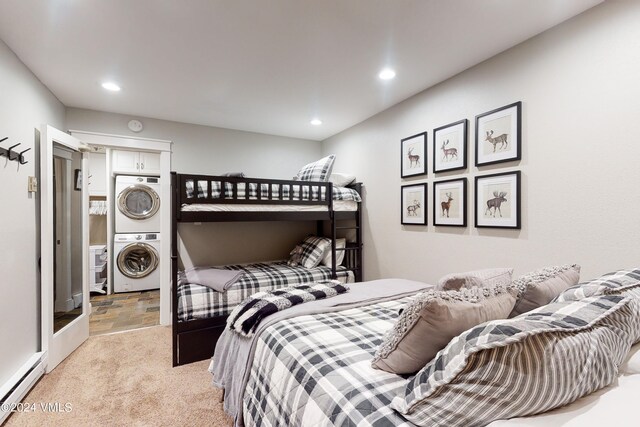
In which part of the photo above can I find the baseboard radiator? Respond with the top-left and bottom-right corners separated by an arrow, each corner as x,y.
0,353 -> 45,424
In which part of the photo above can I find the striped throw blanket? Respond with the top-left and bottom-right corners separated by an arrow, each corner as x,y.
227,281 -> 349,337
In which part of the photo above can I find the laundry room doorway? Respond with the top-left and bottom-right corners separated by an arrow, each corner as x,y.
71,130 -> 172,336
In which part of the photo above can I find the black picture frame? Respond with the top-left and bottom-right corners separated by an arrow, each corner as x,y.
433,119 -> 468,173
401,183 -> 427,225
433,178 -> 467,227
474,171 -> 521,229
475,101 -> 522,167
401,132 -> 427,178
74,169 -> 82,191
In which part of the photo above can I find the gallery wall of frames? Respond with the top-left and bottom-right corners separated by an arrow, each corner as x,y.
400,101 -> 522,229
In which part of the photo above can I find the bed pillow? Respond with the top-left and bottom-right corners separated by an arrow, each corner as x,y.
391,295 -> 640,427
294,236 -> 331,269
295,154 -> 336,182
320,238 -> 346,269
329,173 -> 356,187
436,267 -> 513,291
371,284 -> 517,375
554,267 -> 640,303
509,264 -> 580,317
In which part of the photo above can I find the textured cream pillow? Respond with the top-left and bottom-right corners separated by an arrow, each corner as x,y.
436,268 -> 513,291
371,285 -> 517,375
320,238 -> 346,268
509,264 -> 580,317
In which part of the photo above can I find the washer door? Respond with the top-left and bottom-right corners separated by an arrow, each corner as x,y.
117,243 -> 159,279
118,184 -> 160,220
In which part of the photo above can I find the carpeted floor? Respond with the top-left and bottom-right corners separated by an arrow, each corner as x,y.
5,326 -> 232,427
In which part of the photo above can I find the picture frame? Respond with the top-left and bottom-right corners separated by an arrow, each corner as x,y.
433,119 -> 467,173
401,132 -> 427,178
433,178 -> 467,227
475,101 -> 522,166
74,169 -> 82,191
401,183 -> 427,225
474,171 -> 521,229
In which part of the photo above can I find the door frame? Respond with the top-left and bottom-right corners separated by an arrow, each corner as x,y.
41,125 -> 89,373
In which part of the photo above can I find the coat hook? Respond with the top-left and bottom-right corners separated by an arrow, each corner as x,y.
8,143 -> 21,161
0,137 -> 8,144
19,148 -> 31,165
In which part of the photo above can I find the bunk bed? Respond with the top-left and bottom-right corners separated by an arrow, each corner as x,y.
171,172 -> 363,366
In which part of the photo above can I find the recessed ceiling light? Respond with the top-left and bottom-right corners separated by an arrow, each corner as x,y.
378,68 -> 396,80
310,119 -> 322,126
101,82 -> 121,92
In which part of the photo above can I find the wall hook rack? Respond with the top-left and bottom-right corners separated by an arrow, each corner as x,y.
0,137 -> 30,165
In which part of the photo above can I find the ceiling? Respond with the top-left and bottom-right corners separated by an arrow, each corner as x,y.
0,0 -> 602,141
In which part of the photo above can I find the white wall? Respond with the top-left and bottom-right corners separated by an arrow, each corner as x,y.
0,40 -> 66,387
322,0 -> 640,284
66,108 -> 324,264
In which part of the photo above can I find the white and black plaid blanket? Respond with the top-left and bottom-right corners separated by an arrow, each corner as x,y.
227,281 -> 349,337
243,296 -> 417,426
177,261 -> 354,321
185,179 -> 361,202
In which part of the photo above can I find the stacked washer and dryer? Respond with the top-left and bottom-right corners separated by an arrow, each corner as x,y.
113,175 -> 162,293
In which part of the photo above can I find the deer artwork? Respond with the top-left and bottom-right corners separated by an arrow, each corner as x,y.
441,140 -> 458,161
486,191 -> 507,217
407,200 -> 421,216
485,130 -> 508,152
407,147 -> 421,168
440,192 -> 454,218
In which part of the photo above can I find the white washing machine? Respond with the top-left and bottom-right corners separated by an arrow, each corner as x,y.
113,233 -> 161,293
115,175 -> 161,233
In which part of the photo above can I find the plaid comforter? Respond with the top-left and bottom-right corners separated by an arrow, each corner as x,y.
227,281 -> 349,337
177,261 -> 354,321
243,296 -> 416,426
185,179 -> 361,202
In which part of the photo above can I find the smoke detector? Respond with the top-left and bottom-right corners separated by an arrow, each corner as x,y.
128,119 -> 144,133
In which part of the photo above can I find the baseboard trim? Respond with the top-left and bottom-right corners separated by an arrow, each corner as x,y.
0,352 -> 45,424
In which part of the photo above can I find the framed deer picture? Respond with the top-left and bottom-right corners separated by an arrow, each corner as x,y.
475,101 -> 522,166
401,132 -> 427,178
433,119 -> 467,173
401,183 -> 427,225
475,171 -> 521,229
433,178 -> 467,227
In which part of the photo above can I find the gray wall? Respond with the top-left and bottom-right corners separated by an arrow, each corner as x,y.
322,0 -> 640,283
66,108 -> 324,264
0,39 -> 66,387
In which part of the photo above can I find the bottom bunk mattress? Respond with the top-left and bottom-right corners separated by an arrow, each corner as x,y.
177,261 -> 354,321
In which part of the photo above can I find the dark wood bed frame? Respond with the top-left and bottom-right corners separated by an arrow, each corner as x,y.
171,172 -> 363,366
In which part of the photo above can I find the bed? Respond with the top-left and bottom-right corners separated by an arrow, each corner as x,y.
212,270 -> 640,427
171,172 -> 364,366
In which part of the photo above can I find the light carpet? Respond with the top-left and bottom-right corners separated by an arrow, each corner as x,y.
5,326 -> 232,427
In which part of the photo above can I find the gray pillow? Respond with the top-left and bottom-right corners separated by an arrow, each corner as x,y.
436,267 -> 513,291
371,284 -> 517,375
509,264 -> 580,317
554,267 -> 640,303
391,294 -> 639,427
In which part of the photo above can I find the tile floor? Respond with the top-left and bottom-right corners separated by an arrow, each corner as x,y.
89,289 -> 160,336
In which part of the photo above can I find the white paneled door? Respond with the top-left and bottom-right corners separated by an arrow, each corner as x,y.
41,125 -> 89,373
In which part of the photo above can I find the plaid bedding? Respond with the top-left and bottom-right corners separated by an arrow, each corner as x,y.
177,261 -> 354,321
243,296 -> 417,427
227,281 -> 349,337
185,179 -> 361,202
554,267 -> 640,302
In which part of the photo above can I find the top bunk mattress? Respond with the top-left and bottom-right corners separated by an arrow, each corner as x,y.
182,200 -> 357,212
181,179 -> 361,212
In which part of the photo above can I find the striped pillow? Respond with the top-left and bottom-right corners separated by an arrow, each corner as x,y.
391,295 -> 640,427
295,155 -> 336,182
297,236 -> 330,269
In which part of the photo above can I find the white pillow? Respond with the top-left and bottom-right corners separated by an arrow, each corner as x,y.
321,238 -> 346,268
329,173 -> 356,187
